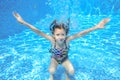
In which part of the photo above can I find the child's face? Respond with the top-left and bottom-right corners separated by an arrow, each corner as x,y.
53,28 -> 66,44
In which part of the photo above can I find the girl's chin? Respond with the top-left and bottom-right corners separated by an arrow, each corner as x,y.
57,40 -> 64,44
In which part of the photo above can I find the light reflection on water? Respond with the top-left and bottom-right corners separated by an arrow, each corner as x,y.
0,0 -> 120,79
0,15 -> 120,80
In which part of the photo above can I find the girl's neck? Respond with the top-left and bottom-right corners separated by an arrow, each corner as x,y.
55,42 -> 65,49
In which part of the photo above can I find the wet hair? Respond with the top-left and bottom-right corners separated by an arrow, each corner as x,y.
50,18 -> 70,35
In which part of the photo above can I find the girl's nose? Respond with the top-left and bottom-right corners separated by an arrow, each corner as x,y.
59,36 -> 64,39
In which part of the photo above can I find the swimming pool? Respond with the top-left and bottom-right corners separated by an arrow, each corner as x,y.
0,0 -> 120,80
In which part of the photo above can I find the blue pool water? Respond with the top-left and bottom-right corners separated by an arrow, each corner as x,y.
0,0 -> 120,80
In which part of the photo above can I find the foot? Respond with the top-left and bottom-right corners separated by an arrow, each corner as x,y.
49,75 -> 54,80
66,76 -> 70,80
65,72 -> 70,80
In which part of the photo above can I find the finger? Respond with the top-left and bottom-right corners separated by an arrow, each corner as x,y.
13,11 -> 20,17
12,11 -> 18,17
12,12 -> 17,18
15,13 -> 19,17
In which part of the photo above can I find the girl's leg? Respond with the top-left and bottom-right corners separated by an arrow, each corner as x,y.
62,59 -> 74,80
49,58 -> 58,80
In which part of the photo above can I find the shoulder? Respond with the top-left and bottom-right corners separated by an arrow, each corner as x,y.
65,37 -> 70,47
49,36 -> 55,43
66,36 -> 71,43
50,36 -> 56,48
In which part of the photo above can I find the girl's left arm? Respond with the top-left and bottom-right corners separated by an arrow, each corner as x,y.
66,18 -> 111,42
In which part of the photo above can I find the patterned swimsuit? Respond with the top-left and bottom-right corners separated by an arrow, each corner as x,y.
49,42 -> 69,64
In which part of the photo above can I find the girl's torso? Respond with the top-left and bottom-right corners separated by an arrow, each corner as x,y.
49,39 -> 69,64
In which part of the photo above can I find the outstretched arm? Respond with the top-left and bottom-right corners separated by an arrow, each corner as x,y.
12,12 -> 54,42
67,18 -> 111,42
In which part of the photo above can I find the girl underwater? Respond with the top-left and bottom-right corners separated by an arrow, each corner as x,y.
13,12 -> 110,80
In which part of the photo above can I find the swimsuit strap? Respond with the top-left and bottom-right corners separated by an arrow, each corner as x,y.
50,38 -> 69,54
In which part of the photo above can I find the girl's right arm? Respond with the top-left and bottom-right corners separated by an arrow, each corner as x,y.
66,18 -> 111,42
12,12 -> 54,42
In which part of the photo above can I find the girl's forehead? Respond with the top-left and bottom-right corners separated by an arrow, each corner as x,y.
54,28 -> 65,32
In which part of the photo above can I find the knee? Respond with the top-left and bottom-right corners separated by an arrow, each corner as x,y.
49,67 -> 56,74
68,68 -> 75,75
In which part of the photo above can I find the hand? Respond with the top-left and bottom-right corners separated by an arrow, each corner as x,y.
12,11 -> 25,24
96,18 -> 111,29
